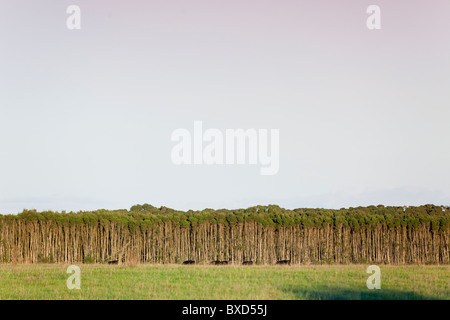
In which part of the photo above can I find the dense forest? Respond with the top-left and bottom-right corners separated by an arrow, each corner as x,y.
0,204 -> 448,265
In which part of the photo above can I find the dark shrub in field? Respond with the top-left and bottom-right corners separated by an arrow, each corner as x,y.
276,260 -> 291,265
211,261 -> 228,265
83,256 -> 95,264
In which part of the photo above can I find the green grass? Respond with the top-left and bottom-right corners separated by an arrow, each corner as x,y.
0,264 -> 448,300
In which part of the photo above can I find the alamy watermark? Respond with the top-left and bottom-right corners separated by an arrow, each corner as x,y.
367,5 -> 381,30
66,5 -> 81,30
66,5 -> 380,31
171,121 -> 279,175
366,265 -> 381,290
66,265 -> 81,290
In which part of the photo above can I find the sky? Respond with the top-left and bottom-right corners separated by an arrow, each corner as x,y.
0,0 -> 449,213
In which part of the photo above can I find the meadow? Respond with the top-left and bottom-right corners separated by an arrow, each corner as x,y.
0,264 -> 448,300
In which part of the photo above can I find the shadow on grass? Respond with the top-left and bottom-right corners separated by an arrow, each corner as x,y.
281,286 -> 442,300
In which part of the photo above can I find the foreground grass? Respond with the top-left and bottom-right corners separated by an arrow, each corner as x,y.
0,264 -> 448,300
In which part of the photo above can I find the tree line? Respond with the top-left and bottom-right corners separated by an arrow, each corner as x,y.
0,204 -> 448,264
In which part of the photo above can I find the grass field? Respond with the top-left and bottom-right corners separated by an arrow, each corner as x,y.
0,264 -> 448,300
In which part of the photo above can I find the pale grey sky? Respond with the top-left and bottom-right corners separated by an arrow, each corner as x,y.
0,1 -> 449,213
